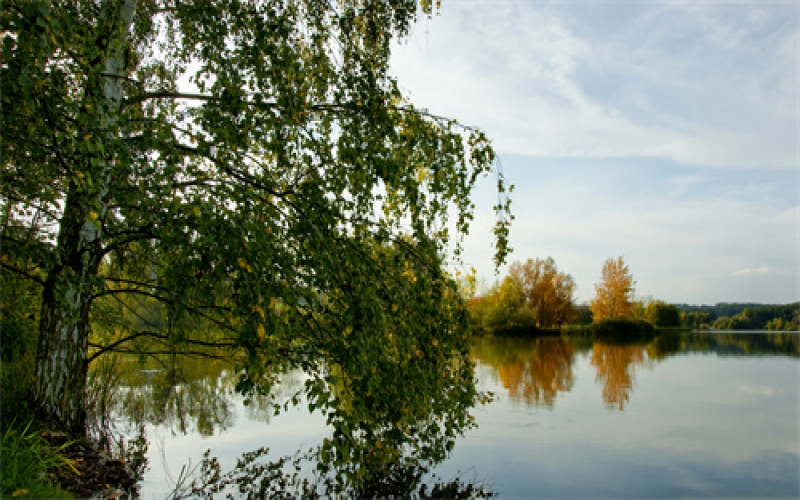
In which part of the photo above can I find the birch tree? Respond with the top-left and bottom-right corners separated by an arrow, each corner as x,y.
0,0 -> 511,437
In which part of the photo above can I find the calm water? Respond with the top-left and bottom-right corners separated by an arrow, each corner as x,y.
107,332 -> 799,499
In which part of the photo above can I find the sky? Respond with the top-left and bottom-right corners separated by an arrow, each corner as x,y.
389,0 -> 798,305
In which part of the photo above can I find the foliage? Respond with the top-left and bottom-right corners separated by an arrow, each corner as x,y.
508,257 -> 577,327
645,301 -> 681,328
590,319 -> 655,342
675,302 -> 798,323
0,422 -> 76,499
681,311 -> 711,330
1,0 -> 511,433
467,276 -> 533,334
709,303 -> 799,331
573,304 -> 593,325
467,256 -> 578,334
0,268 -> 40,428
591,256 -> 635,322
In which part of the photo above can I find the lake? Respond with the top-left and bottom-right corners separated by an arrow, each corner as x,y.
102,331 -> 799,499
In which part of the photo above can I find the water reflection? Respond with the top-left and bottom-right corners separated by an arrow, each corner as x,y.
88,347 -> 491,498
88,331 -> 798,497
589,343 -> 647,410
472,336 -> 575,407
472,331 -> 799,411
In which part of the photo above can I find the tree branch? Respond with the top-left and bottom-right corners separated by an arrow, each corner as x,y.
0,261 -> 46,286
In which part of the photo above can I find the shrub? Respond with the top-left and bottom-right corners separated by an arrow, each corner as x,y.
591,319 -> 655,342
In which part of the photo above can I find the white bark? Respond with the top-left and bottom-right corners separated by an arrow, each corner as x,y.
34,0 -> 138,434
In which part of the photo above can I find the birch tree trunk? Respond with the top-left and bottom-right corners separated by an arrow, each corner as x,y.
33,0 -> 137,435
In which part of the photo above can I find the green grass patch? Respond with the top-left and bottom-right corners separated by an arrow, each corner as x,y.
0,421 -> 76,499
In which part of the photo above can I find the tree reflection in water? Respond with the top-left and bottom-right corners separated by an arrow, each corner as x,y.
472,332 -> 687,411
87,350 -> 494,498
474,331 -> 798,412
589,343 -> 647,411
472,336 -> 576,408
498,339 -> 575,407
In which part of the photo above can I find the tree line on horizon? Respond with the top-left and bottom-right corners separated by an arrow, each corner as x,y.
467,256 -> 799,334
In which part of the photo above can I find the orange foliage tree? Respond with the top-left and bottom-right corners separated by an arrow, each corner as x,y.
509,258 -> 577,327
591,256 -> 635,321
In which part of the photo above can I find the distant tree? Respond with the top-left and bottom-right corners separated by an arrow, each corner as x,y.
630,296 -> 652,322
590,257 -> 635,322
645,301 -> 681,327
467,275 -> 540,334
574,304 -> 594,325
483,276 -> 532,331
508,257 -> 577,327
681,311 -> 711,330
728,313 -> 754,330
712,316 -> 731,329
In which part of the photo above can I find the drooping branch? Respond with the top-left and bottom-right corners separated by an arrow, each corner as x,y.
0,261 -> 47,286
98,229 -> 157,259
122,91 -> 222,107
87,329 -> 238,364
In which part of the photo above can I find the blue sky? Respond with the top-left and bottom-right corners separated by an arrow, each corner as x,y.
390,1 -> 798,305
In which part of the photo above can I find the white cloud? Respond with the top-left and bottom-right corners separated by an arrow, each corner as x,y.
392,2 -> 797,169
457,157 -> 798,304
392,2 -> 798,304
733,266 -> 774,277
737,385 -> 786,397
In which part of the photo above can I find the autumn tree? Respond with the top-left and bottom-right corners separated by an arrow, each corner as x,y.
0,0 -> 511,437
508,257 -> 577,327
591,257 -> 635,322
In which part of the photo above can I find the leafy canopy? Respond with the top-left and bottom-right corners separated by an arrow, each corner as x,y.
1,0 -> 511,457
591,256 -> 635,322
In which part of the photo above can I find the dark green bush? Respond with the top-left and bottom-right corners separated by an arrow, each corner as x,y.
591,319 -> 655,342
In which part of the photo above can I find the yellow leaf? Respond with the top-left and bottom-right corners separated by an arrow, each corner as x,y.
257,324 -> 266,339
11,489 -> 29,497
193,206 -> 201,217
237,257 -> 247,268
268,297 -> 278,309
392,304 -> 399,313
432,339 -> 438,347
88,211 -> 98,220
83,134 -> 92,141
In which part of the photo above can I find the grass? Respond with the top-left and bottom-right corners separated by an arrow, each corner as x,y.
0,421 -> 76,499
